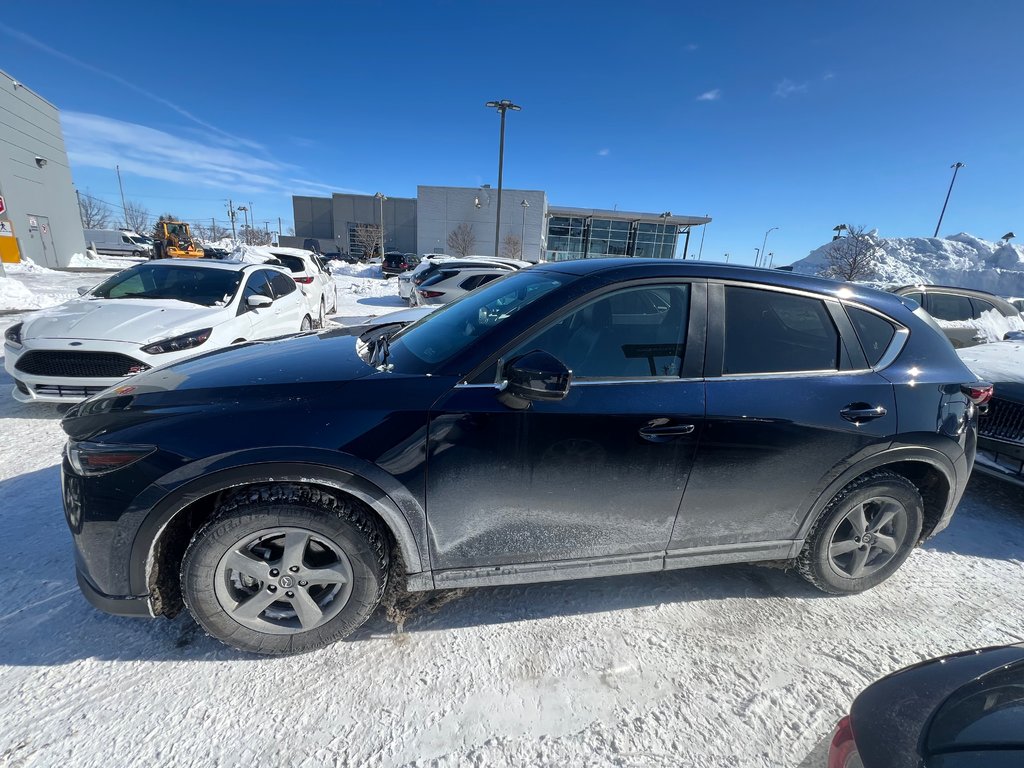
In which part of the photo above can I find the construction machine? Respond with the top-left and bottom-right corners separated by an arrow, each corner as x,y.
152,220 -> 205,259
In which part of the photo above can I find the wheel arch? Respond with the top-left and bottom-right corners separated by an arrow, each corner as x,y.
794,445 -> 961,548
132,460 -> 428,616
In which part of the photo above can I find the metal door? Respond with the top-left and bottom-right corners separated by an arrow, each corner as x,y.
27,215 -> 58,268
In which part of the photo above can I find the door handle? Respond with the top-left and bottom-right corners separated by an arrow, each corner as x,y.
638,423 -> 695,442
840,403 -> 888,424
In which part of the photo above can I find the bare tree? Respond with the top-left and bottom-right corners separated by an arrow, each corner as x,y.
501,233 -> 523,259
447,223 -> 477,258
239,224 -> 272,246
123,199 -> 150,234
819,225 -> 880,282
353,223 -> 382,260
209,221 -> 230,241
78,192 -> 112,229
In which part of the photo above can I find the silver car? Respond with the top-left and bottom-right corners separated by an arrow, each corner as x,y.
415,266 -> 514,305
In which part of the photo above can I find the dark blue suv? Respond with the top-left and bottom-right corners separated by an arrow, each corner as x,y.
60,259 -> 988,654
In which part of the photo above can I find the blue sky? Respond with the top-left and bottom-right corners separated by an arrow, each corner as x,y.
2,1 -> 1021,264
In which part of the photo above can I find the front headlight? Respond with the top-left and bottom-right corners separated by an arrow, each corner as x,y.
140,328 -> 212,355
4,322 -> 23,347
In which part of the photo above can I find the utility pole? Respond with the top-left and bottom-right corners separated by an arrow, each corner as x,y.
375,192 -> 387,259
278,217 -> 283,239
934,162 -> 965,238
116,165 -> 128,229
520,199 -> 530,256
226,199 -> 237,241
754,247 -> 760,265
485,99 -> 522,258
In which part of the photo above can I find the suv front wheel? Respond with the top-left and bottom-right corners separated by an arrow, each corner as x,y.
796,471 -> 923,594
181,485 -> 389,654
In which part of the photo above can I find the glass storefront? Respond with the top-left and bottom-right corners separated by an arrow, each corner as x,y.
544,216 -> 679,261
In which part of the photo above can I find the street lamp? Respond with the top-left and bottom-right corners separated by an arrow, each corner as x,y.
485,99 -> 522,258
237,205 -> 250,241
754,247 -> 760,265
760,227 -> 778,267
374,192 -> 387,260
520,199 -> 530,257
832,224 -> 848,241
934,162 -> 965,238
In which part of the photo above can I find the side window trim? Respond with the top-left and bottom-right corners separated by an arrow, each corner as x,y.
841,300 -> 909,371
461,278 -> 707,385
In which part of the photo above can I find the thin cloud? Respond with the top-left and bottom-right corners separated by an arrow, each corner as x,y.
597,148 -> 610,157
64,112 -> 296,194
0,22 -> 262,152
685,43 -> 699,52
288,178 -> 369,196
696,89 -> 721,101
774,79 -> 809,98
822,71 -> 836,81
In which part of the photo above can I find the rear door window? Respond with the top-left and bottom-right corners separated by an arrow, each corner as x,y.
723,287 -> 840,374
969,298 -> 999,318
268,271 -> 297,298
928,292 -> 974,322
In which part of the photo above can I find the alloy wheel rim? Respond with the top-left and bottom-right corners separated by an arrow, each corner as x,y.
214,526 -> 354,635
828,496 -> 909,579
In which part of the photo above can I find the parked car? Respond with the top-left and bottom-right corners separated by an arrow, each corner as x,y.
828,642 -> 1024,767
261,248 -> 337,328
83,228 -> 153,258
399,257 -> 527,305
60,259 -> 987,654
892,285 -> 1023,348
415,265 -> 513,305
957,341 -> 1024,486
5,259 -> 312,403
381,251 -> 420,277
202,247 -> 231,260
1006,296 -> 1024,313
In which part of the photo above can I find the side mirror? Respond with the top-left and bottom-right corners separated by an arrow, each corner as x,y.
77,286 -> 91,296
503,350 -> 572,402
247,294 -> 273,309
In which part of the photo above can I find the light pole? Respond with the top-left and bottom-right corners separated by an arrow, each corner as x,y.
754,247 -> 760,265
237,205 -> 250,241
832,223 -> 848,241
660,212 -> 673,258
760,227 -> 778,267
934,162 -> 965,238
485,99 -> 522,258
520,199 -> 530,257
374,192 -> 387,260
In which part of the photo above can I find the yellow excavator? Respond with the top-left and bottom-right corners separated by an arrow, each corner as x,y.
152,220 -> 205,259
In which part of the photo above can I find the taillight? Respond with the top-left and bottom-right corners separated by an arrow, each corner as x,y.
962,382 -> 994,405
827,715 -> 862,768
294,276 -> 314,284
66,441 -> 156,476
419,290 -> 443,298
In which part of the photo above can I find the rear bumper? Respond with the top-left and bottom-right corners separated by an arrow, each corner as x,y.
975,437 -> 1024,486
76,568 -> 152,617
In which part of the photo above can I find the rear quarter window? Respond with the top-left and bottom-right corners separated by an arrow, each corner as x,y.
846,306 -> 897,366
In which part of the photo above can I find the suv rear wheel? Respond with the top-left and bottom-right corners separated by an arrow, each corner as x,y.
797,471 -> 923,594
181,485 -> 389,655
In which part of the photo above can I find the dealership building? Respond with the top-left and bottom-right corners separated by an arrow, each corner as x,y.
286,185 -> 710,262
0,70 -> 85,268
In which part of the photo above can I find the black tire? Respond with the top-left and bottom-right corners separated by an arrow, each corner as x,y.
181,484 -> 389,655
796,470 -> 923,595
132,250 -> 142,258
300,314 -> 312,332
318,298 -> 326,329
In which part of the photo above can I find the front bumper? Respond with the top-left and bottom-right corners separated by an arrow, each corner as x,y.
76,567 -> 152,617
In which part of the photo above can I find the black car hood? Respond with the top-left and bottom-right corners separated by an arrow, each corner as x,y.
993,380 -> 1024,404
850,643 -> 1024,767
62,330 -> 379,440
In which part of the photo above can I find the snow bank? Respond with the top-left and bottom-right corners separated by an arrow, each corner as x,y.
1,257 -> 57,275
67,251 -> 143,269
0,275 -> 35,310
790,232 -> 1024,294
936,308 -> 1024,343
957,341 -> 1024,383
330,261 -> 383,279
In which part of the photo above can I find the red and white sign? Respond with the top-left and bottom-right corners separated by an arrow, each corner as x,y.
0,195 -> 6,216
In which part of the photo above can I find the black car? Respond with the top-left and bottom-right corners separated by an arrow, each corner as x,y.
60,259 -> 988,654
381,251 -> 419,277
829,643 -> 1024,767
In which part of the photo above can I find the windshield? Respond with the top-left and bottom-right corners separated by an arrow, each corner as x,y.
89,264 -> 243,307
379,269 -> 569,372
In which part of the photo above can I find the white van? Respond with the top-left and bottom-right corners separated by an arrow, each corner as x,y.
83,229 -> 153,258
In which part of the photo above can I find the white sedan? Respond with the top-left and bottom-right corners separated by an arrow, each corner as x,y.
4,259 -> 313,403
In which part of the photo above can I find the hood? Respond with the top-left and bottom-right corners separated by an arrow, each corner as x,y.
22,299 -> 227,345
993,380 -> 1024,404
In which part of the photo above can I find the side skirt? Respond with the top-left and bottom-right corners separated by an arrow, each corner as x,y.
421,540 -> 798,591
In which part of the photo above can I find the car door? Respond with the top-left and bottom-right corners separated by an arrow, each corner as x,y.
425,280 -> 706,573
240,270 -> 277,339
671,283 -> 898,561
267,270 -> 305,333
925,291 -> 983,348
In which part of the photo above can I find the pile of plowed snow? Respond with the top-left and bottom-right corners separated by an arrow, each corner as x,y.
790,233 -> 1024,294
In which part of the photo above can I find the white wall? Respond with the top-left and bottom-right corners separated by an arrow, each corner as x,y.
417,186 -> 547,261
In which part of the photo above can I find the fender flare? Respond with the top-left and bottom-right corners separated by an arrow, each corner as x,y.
792,444 -> 961,547
129,453 -> 429,595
